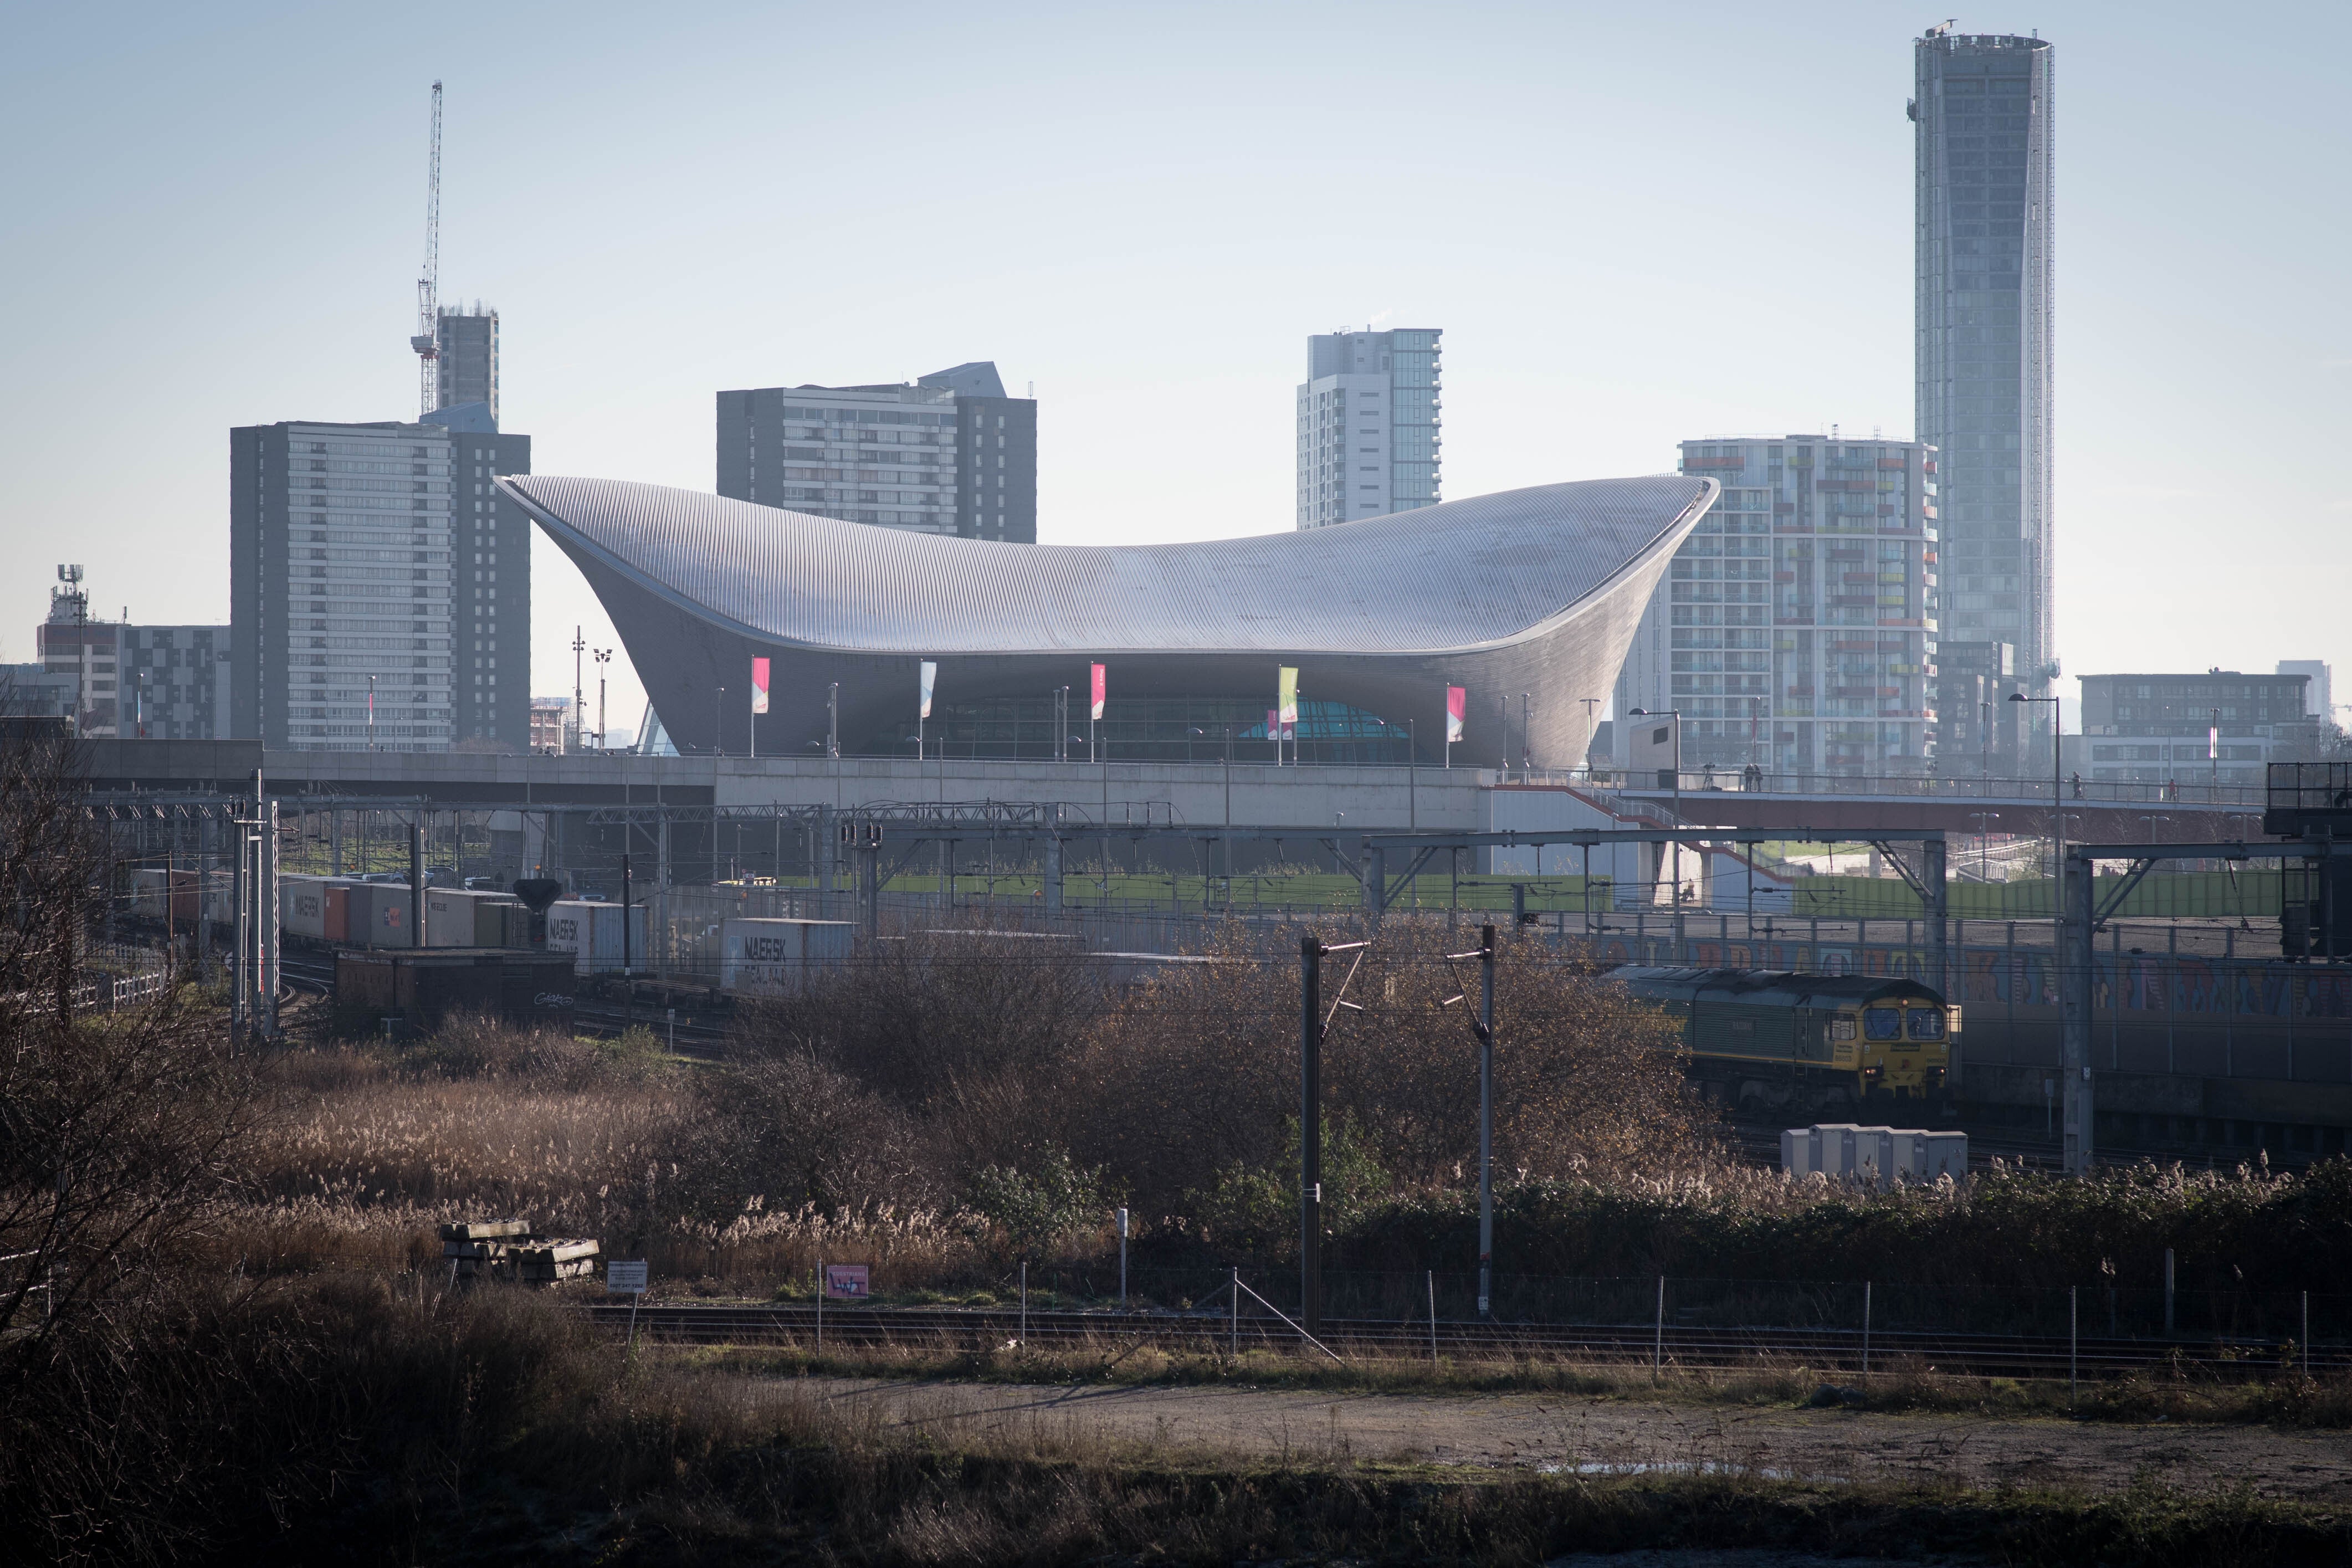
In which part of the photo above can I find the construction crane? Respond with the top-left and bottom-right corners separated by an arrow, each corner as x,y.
408,80 -> 443,418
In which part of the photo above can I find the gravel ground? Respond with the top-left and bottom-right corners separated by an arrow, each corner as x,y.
768,1376 -> 2352,1502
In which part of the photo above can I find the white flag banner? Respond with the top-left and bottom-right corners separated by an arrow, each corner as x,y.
920,661 -> 937,720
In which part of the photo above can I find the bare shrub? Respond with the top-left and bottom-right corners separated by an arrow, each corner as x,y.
0,717 -> 255,1385
698,1049 -> 941,1215
730,929 -> 1102,1183
1067,919 -> 1713,1222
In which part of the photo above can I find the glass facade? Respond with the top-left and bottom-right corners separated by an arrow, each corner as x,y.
1296,328 -> 1443,527
1915,29 -> 2054,696
1620,438 -> 1938,776
900,695 -> 1416,764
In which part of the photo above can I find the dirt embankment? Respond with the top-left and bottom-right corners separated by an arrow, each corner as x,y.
765,1376 -> 2352,1501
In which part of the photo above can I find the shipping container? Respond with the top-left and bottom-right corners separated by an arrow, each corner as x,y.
719,918 -> 855,995
282,876 -> 356,943
423,888 -> 520,949
1785,1123 -> 1966,1182
545,900 -> 648,976
474,895 -> 524,946
127,868 -> 208,925
344,882 -> 419,949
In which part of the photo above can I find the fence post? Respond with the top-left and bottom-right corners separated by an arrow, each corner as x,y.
1653,1275 -> 1664,1381
1862,1280 -> 1872,1380
2164,1247 -> 2175,1337
1019,1260 -> 1028,1345
815,1255 -> 823,1355
1428,1270 -> 1438,1366
2302,1290 -> 2309,1375
2069,1285 -> 2078,1406
1230,1267 -> 1239,1358
1118,1208 -> 1129,1308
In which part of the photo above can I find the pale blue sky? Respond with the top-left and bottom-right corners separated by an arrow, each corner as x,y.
3,1 -> 2345,734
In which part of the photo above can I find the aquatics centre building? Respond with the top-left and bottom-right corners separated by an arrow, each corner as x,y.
501,474 -> 1718,767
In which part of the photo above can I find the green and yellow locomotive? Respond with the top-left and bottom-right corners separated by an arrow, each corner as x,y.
1610,967 -> 1956,1118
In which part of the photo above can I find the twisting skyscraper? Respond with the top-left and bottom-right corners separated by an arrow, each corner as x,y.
1914,25 -> 2055,731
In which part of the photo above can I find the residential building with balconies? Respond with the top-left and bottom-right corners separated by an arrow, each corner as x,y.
1614,434 -> 1938,776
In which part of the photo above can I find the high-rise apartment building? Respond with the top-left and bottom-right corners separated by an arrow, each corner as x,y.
1295,329 -> 1442,529
434,304 -> 500,426
1914,27 -> 2054,700
230,414 -> 530,752
1935,638 -> 2025,778
1618,435 -> 1939,776
715,362 -> 1037,542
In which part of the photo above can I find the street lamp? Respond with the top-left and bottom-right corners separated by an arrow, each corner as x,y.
2008,691 -> 2062,886
1629,707 -> 1685,958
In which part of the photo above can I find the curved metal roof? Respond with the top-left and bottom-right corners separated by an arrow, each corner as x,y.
501,474 -> 1715,657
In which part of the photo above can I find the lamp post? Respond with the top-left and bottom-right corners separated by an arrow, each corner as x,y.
572,625 -> 586,754
2209,706 -> 2221,804
715,686 -> 725,757
1630,707 -> 1684,959
2008,691 -> 2062,887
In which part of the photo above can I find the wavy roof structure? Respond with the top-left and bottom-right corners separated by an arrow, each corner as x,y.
501,475 -> 1717,657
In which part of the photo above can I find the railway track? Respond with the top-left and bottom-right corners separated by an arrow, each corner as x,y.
583,1299 -> 2345,1380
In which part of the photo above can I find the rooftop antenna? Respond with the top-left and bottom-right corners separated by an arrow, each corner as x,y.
408,81 -> 443,418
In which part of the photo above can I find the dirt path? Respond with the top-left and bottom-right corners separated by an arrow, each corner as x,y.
759,1376 -> 2352,1501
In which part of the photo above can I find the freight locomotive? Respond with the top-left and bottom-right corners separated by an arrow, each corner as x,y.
1608,967 -> 1956,1118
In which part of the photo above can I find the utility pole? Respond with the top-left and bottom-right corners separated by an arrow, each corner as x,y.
593,648 -> 611,750
1477,925 -> 1495,1316
407,82 -> 442,418
1300,935 -> 1321,1336
2059,847 -> 2094,1175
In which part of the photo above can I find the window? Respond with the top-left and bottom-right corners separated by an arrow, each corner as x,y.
1863,1007 -> 1903,1041
1907,1008 -> 1946,1041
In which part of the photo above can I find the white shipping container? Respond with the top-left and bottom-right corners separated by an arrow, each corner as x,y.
1791,1124 -> 1967,1182
1805,1123 -> 1861,1178
1902,1130 -> 1968,1180
281,876 -> 347,941
720,918 -> 855,995
546,900 -> 648,975
345,882 -> 417,949
199,872 -> 236,928
422,888 -> 516,948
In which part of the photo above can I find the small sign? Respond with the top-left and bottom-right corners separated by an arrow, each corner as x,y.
606,1260 -> 649,1294
824,1263 -> 870,1300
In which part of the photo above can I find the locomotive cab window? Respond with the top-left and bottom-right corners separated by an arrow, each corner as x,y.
1863,1007 -> 1903,1041
1828,1016 -> 1857,1041
1907,1008 -> 1946,1041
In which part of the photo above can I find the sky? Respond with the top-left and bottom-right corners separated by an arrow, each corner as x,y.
2,1 -> 2346,739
